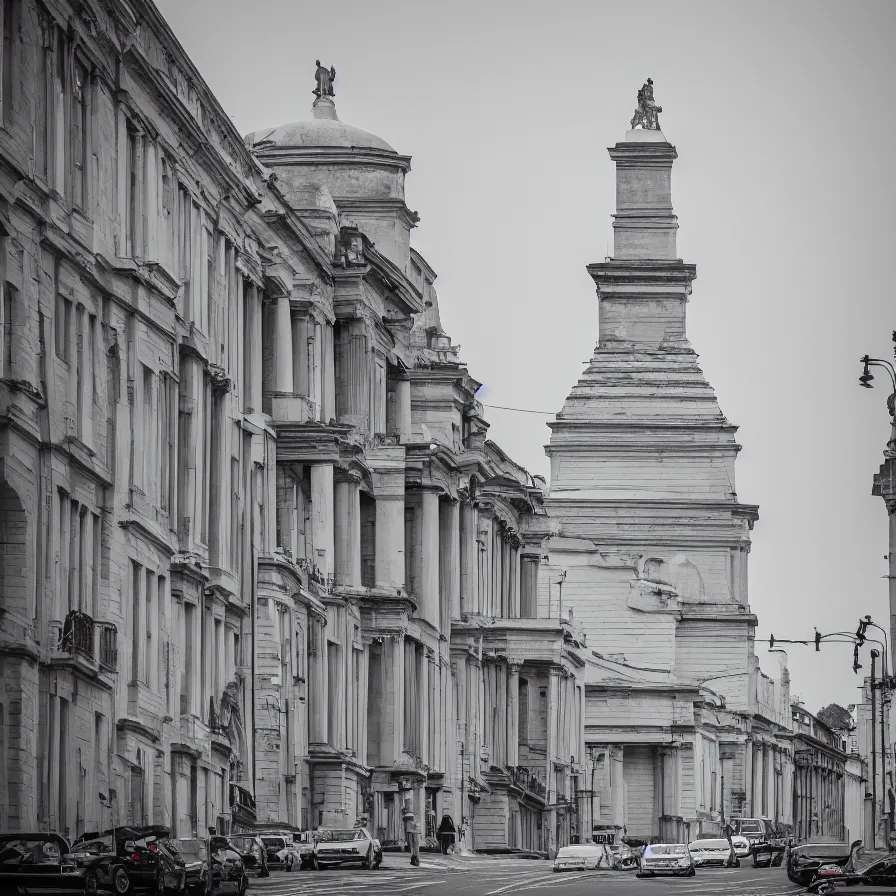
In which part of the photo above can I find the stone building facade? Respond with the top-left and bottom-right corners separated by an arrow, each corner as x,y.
539,125 -> 794,843
0,0 -> 586,853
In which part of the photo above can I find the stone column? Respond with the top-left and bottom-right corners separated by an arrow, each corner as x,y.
292,315 -> 309,397
520,555 -> 539,618
547,668 -> 560,796
459,502 -> 475,615
395,376 -> 411,442
334,473 -> 362,588
246,285 -> 263,413
478,508 -> 494,616
440,499 -> 460,627
310,619 -> 328,744
375,496 -> 405,591
420,654 -> 430,767
310,464 -> 335,585
507,663 -> 520,767
312,322 -> 323,418
421,490 -> 440,627
609,745 -> 624,832
753,741 -> 763,818
339,323 -> 369,428
497,663 -> 507,767
274,294 -> 293,393
392,634 -> 405,760
323,322 -> 336,423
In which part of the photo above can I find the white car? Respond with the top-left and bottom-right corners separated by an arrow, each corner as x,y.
637,843 -> 696,877
688,838 -> 737,867
732,835 -> 752,858
553,842 -> 615,872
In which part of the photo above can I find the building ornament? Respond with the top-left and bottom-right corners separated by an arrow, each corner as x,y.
313,60 -> 336,98
630,78 -> 662,130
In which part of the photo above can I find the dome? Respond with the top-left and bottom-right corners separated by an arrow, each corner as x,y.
246,97 -> 396,154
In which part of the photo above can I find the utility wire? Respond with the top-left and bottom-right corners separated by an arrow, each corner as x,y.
482,403 -> 556,416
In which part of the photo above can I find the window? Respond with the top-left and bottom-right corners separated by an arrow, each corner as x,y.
52,31 -> 65,193
1,0 -> 14,123
183,602 -> 195,714
160,374 -> 170,511
72,58 -> 89,210
34,16 -> 48,179
141,366 -> 153,494
131,561 -> 142,683
74,305 -> 84,435
1,280 -> 13,378
125,124 -> 138,256
145,568 -> 153,689
55,293 -> 71,360
94,712 -> 104,771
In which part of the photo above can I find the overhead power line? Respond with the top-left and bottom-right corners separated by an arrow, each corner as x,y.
482,403 -> 556,416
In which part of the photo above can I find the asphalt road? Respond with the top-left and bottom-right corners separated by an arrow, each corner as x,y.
245,857 -> 805,896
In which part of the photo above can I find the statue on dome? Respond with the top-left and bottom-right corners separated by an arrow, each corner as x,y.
313,60 -> 336,98
630,78 -> 662,130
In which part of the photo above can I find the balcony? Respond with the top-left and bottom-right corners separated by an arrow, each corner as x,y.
60,610 -> 95,660
54,612 -> 118,674
509,766 -> 547,799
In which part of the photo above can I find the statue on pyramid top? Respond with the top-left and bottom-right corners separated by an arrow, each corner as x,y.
630,78 -> 662,130
313,60 -> 336,98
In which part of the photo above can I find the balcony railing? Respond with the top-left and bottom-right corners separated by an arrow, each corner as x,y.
60,610 -> 95,660
509,766 -> 547,798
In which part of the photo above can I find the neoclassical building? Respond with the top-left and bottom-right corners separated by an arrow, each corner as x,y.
0,0 -> 586,853
539,119 -> 794,841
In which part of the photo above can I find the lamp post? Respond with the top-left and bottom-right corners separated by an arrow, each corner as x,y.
858,338 -> 896,715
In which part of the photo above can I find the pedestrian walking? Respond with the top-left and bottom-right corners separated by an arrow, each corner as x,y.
403,798 -> 420,866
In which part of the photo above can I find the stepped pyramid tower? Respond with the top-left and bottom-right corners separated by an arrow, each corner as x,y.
538,84 -> 792,842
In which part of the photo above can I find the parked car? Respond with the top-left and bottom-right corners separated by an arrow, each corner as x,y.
69,825 -> 183,895
608,843 -> 638,870
167,838 -> 246,896
221,836 -> 269,878
310,827 -> 382,870
257,832 -> 293,871
553,842 -> 613,872
636,843 -> 696,877
731,835 -> 752,859
806,852 -> 896,893
732,817 -> 775,849
787,840 -> 863,888
688,838 -> 738,867
0,832 -> 90,894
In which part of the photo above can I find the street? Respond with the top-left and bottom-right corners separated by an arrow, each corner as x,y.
246,857 -> 803,896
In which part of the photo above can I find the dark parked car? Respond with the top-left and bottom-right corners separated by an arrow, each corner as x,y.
69,825 -> 184,895
168,838 -> 247,896
0,832 -> 88,894
788,840 -> 863,888
222,835 -> 269,878
808,856 -> 896,893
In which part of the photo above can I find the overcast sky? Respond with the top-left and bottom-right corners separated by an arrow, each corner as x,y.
156,0 -> 895,715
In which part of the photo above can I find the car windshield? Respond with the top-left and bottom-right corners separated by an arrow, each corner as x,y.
323,831 -> 363,843
647,845 -> 686,856
796,844 -> 850,857
691,840 -> 729,849
737,822 -> 764,834
228,838 -> 255,850
261,837 -> 286,849
0,838 -> 62,863
172,841 -> 208,861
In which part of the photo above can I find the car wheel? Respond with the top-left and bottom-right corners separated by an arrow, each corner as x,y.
112,865 -> 131,894
311,856 -> 320,872
688,866 -> 696,877
237,874 -> 247,896
361,850 -> 371,870
85,871 -> 99,896
734,858 -> 740,868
